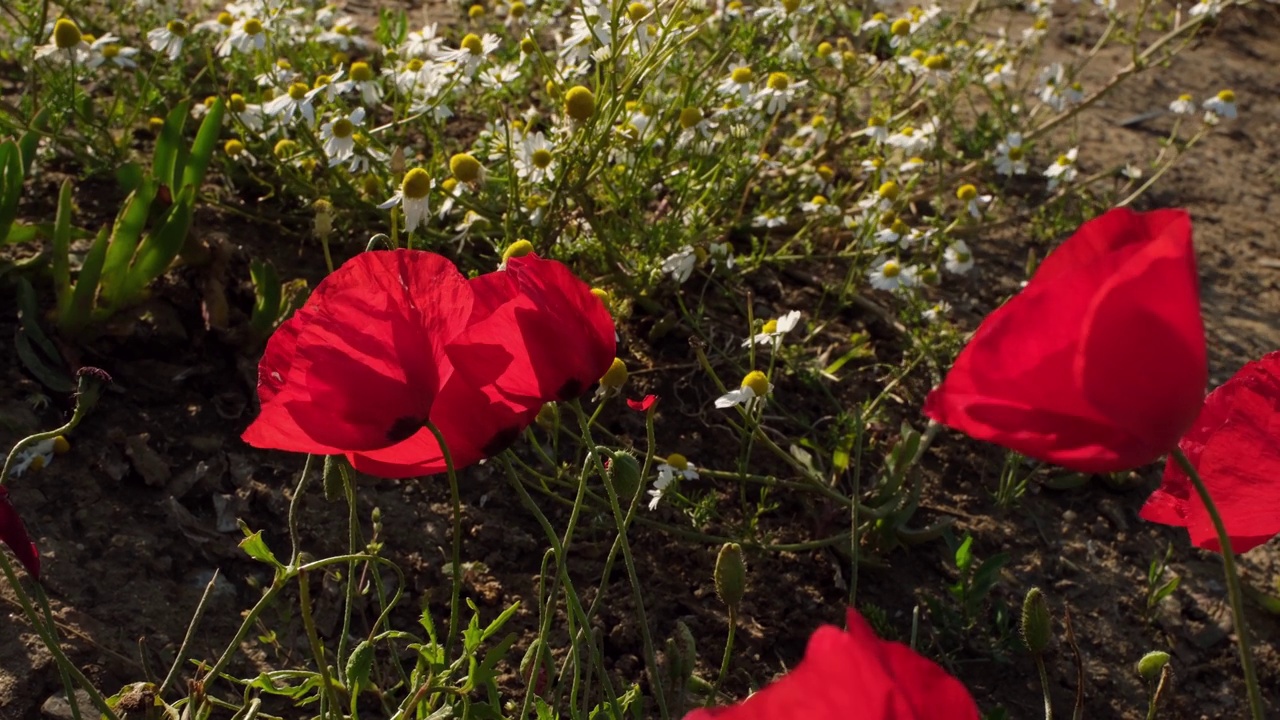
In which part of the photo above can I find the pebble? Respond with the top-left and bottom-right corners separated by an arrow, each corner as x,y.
41,690 -> 96,720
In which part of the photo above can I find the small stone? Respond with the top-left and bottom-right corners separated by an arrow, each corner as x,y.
41,690 -> 96,720
125,434 -> 171,487
1061,509 -> 1078,523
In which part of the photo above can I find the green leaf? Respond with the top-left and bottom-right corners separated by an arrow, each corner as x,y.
14,278 -> 74,392
237,520 -> 285,572
954,535 -> 973,575
17,108 -> 51,176
97,180 -> 158,307
481,600 -> 520,643
344,641 -> 374,693
2,223 -> 39,245
250,259 -> 282,338
50,180 -> 74,316
152,102 -> 190,192
0,142 -> 21,243
181,98 -> 224,193
111,184 -> 194,312
115,162 -> 145,194
64,228 -> 111,337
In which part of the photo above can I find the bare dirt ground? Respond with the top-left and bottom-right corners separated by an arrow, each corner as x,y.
2,3 -> 1279,719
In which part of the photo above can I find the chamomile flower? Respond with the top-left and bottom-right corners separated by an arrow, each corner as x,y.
875,217 -> 912,247
868,257 -> 919,291
87,35 -> 140,69
888,17 -> 914,48
648,453 -> 698,510
743,310 -> 801,347
753,209 -> 787,228
401,23 -> 442,57
35,18 -> 91,63
218,16 -> 267,57
923,300 -> 951,323
263,81 -> 318,125
1044,147 -> 1078,190
7,436 -> 70,478
993,132 -> 1027,176
755,72 -> 805,114
1168,93 -> 1196,115
955,184 -> 992,218
380,168 -> 434,233
1037,63 -> 1081,112
718,65 -> 757,103
661,246 -> 697,283
715,370 -> 773,409
944,240 -> 975,274
983,62 -> 1015,88
227,93 -> 264,132
708,241 -> 736,269
347,62 -> 382,105
480,63 -> 521,90
865,115 -> 888,143
319,107 -> 366,165
899,156 -> 926,173
562,0 -> 612,60
799,194 -> 834,215
308,69 -> 352,105
256,59 -> 296,89
515,131 -> 557,184
147,19 -> 189,60
860,11 -> 890,33
1189,0 -> 1223,17
1203,89 -> 1237,121
435,32 -> 499,76
886,122 -> 935,155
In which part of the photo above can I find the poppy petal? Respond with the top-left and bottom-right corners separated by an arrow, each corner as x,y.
0,487 -> 40,579
1140,351 -> 1280,552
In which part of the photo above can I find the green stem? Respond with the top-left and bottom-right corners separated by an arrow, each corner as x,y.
1035,654 -> 1053,720
709,609 -> 736,706
424,422 -> 464,662
298,569 -> 341,717
1170,448 -> 1264,719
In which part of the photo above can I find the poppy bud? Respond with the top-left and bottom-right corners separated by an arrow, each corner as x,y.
606,451 -> 641,499
714,542 -> 746,614
664,621 -> 697,691
1136,651 -> 1170,681
1020,587 -> 1052,655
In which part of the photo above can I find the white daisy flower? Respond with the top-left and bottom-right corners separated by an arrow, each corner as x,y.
514,131 -> 557,184
868,257 -> 919,291
1202,89 -> 1237,121
754,72 -> 806,114
147,19 -> 189,60
886,122 -> 935,155
1189,0 -> 1223,17
262,82 -> 318,126
380,168 -> 433,234
661,246 -> 697,283
717,65 -> 757,103
217,16 -> 267,57
1044,148 -> 1078,190
319,107 -> 366,165
715,371 -> 773,409
923,301 -> 951,323
648,453 -> 699,510
1168,93 -> 1196,115
994,133 -> 1027,176
86,35 -> 139,69
955,184 -> 992,218
401,23 -> 442,58
944,240 -> 975,274
983,62 -> 1016,88
434,32 -> 499,76
743,310 -> 801,347
7,437 -> 68,478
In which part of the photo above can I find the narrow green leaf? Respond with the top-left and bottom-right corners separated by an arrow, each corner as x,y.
64,227 -> 111,337
18,108 -> 52,176
250,259 -> 282,338
2,223 -> 39,245
115,161 -> 145,194
237,520 -> 285,572
954,535 -> 973,574
0,142 -> 22,243
116,184 -> 194,306
152,102 -> 190,192
97,180 -> 158,307
50,180 -> 74,316
181,98 -> 224,193
14,278 -> 74,392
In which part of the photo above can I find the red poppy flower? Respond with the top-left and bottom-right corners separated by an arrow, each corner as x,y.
447,254 -> 616,405
0,486 -> 40,579
684,608 -> 978,720
1140,351 -> 1280,553
242,250 -> 616,478
924,207 -> 1206,473
627,395 -> 658,412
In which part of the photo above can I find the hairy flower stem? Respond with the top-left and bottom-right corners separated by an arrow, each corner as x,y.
710,609 -> 737,706
1170,448 -> 1264,719
298,569 -> 341,717
1035,653 -> 1053,720
424,422 -> 464,661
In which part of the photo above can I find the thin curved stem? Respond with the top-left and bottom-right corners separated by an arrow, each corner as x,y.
423,422 -> 463,661
1170,448 -> 1263,719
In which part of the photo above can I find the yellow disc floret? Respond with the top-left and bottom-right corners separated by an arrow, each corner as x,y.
741,370 -> 770,397
450,153 -> 483,183
564,85 -> 596,121
53,18 -> 83,49
956,183 -> 977,201
600,358 -> 629,388
402,168 -> 432,199
503,239 -> 535,261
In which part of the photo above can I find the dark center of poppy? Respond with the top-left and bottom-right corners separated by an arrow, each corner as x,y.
556,378 -> 586,401
482,425 -> 523,457
386,416 -> 425,443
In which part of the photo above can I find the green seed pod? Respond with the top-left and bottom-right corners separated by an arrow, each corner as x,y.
322,454 -> 346,502
607,452 -> 642,500
1020,587 -> 1052,655
714,543 -> 747,613
666,620 -> 697,692
345,640 -> 374,693
1137,651 -> 1171,681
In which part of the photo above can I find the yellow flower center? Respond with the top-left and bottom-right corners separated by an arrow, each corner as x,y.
730,66 -> 754,84
287,82 -> 309,100
511,1 -> 527,17
469,4 -> 486,18
878,181 -> 900,200
881,260 -> 901,278
766,72 -> 790,91
782,0 -> 802,12
741,371 -> 770,397
600,358 -> 629,388
628,2 -> 649,21
167,20 -> 189,36
350,61 -> 374,82
923,54 -> 949,70
520,37 -> 537,53
727,0 -> 743,10
817,41 -> 833,57
407,58 -> 424,72
53,436 -> 71,454
761,319 -> 779,334
810,194 -> 828,206
1008,146 -> 1024,160
402,168 -> 432,199
679,106 -> 703,129
564,85 -> 595,121
216,11 -> 234,26
867,114 -> 885,127
817,164 -> 834,181
101,44 -> 121,58
504,239 -> 535,260
273,139 -> 298,157
956,184 -> 977,201
900,126 -> 915,137
461,33 -> 484,55
331,118 -> 354,138
224,139 -> 245,156
1056,154 -> 1072,166
666,453 -> 689,470
53,18 -> 83,49
243,18 -> 264,35
148,116 -> 164,133
891,218 -> 909,234
314,74 -> 333,88
450,153 -> 483,183
1217,89 -> 1235,103
531,148 -> 554,169
890,18 -> 911,36
872,12 -> 888,21
1033,17 -> 1048,30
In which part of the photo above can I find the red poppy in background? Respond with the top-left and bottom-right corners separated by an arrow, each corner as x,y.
447,254 -> 616,405
924,207 -> 1207,473
1140,351 -> 1280,553
627,395 -> 658,412
684,608 -> 979,720
0,487 -> 40,579
243,250 -> 617,478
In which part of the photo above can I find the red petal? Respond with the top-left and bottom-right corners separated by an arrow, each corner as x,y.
449,255 -> 616,404
0,487 -> 40,579
243,250 -> 474,454
682,609 -> 978,720
925,208 -> 1205,472
1141,351 -> 1280,552
627,395 -> 658,412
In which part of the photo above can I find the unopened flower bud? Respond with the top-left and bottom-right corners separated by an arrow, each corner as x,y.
313,199 -> 334,240
1020,587 -> 1052,655
606,452 -> 642,499
714,543 -> 747,613
1136,651 -> 1170,681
